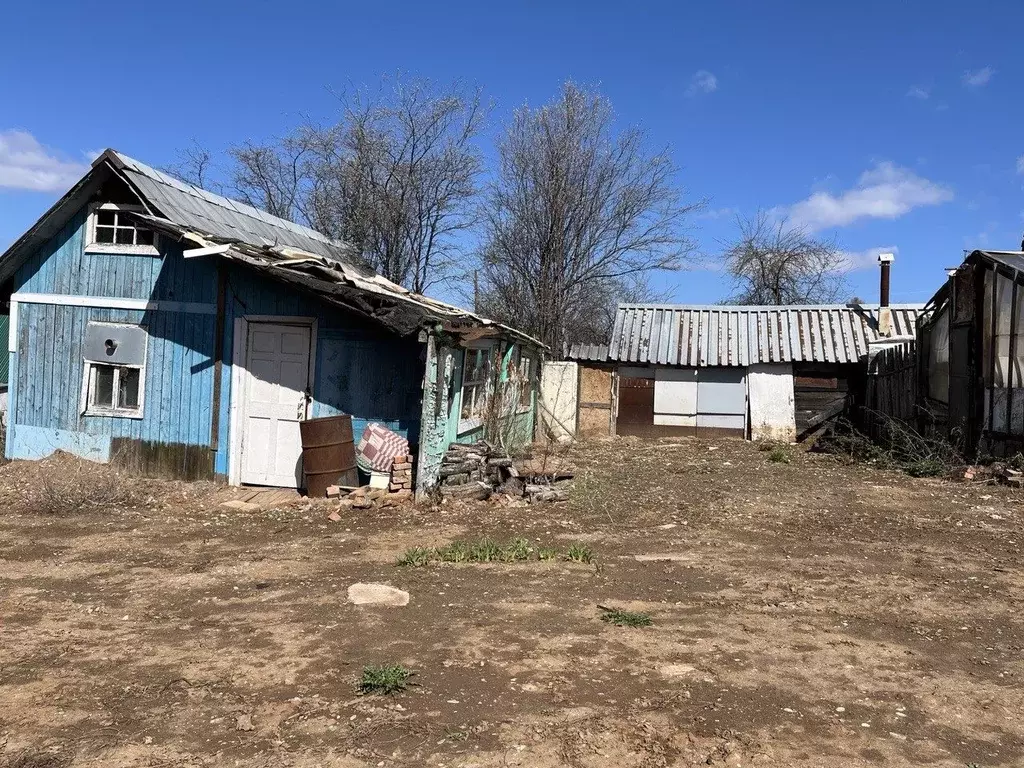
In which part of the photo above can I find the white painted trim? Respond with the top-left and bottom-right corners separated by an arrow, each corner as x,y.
8,299 -> 17,354
183,244 -> 230,259
228,317 -> 246,487
227,315 -> 318,487
84,243 -> 161,256
242,314 -> 319,324
11,292 -> 216,315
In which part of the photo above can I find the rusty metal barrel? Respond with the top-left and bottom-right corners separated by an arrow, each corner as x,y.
300,414 -> 359,497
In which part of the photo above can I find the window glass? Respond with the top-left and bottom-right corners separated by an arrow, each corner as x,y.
119,368 -> 141,409
94,365 -> 115,407
90,207 -> 155,249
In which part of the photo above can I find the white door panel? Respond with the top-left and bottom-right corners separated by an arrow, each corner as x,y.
654,367 -> 697,416
240,322 -> 311,487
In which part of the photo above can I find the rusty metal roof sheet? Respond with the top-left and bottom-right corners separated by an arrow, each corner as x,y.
582,303 -> 925,367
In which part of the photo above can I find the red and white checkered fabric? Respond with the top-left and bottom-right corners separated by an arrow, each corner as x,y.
356,422 -> 410,473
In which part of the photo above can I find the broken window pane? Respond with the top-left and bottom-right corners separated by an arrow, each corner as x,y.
118,367 -> 140,409
95,226 -> 116,244
115,227 -> 135,245
136,227 -> 154,245
94,365 -> 115,407
96,210 -> 116,226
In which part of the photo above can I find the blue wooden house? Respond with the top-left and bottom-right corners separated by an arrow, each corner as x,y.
0,150 -> 543,493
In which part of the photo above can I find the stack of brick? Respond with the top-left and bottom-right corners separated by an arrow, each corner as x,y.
325,453 -> 415,514
389,454 -> 415,496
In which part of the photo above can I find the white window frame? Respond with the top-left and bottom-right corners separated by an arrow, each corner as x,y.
517,350 -> 535,411
458,343 -> 494,433
85,203 -> 159,255
80,322 -> 148,419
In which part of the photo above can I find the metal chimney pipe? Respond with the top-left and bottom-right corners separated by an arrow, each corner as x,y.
877,253 -> 895,337
877,252 -> 894,307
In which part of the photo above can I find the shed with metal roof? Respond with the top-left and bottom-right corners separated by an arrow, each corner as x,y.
566,302 -> 924,442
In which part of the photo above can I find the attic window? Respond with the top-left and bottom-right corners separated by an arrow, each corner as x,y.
86,204 -> 158,254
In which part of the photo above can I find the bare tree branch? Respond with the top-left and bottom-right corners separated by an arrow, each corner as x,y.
721,211 -> 850,305
172,75 -> 489,293
476,82 -> 699,354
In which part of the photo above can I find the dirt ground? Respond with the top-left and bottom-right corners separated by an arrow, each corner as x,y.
1,438 -> 1022,768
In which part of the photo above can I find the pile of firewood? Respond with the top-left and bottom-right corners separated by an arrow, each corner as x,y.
438,441 -> 571,503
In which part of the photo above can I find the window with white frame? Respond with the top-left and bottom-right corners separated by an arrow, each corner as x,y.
82,322 -> 147,418
86,204 -> 157,253
85,364 -> 143,415
460,346 -> 492,426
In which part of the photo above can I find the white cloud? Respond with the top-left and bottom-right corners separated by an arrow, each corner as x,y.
685,70 -> 718,97
696,206 -> 737,220
786,161 -> 953,231
839,245 -> 899,272
0,129 -> 88,192
1016,154 -> 1024,175
906,85 -> 930,100
962,66 -> 994,88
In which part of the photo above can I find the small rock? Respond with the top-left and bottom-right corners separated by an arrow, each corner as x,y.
634,553 -> 693,562
327,511 -> 342,522
236,713 -> 255,731
660,664 -> 697,677
347,583 -> 410,606
220,499 -> 261,513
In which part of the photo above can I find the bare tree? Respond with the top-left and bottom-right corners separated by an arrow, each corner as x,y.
170,75 -> 488,293
476,82 -> 698,354
166,139 -> 219,191
722,212 -> 850,305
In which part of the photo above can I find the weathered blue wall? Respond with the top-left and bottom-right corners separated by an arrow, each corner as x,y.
7,205 -> 424,481
211,266 -> 423,476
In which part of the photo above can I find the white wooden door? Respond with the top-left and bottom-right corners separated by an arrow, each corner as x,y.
240,323 -> 311,487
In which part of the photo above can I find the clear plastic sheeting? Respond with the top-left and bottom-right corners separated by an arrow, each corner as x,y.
927,306 -> 949,403
982,269 -> 1024,434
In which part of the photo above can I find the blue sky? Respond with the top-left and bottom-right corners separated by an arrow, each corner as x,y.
1,0 -> 1021,306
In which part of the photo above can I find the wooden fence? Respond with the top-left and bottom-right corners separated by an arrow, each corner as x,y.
862,342 -> 917,439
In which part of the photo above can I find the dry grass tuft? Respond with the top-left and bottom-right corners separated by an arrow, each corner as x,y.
28,451 -> 142,515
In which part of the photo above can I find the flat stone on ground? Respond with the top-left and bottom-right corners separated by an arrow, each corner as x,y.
219,500 -> 261,513
347,583 -> 410,606
633,553 -> 693,562
660,664 -> 697,678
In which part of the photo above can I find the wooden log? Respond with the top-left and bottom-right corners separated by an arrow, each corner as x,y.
439,461 -> 478,478
440,481 -> 492,501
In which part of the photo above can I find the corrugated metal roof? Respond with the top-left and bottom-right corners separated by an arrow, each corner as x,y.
107,151 -> 366,272
975,250 -> 1024,275
566,342 -> 609,362
570,303 -> 924,367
